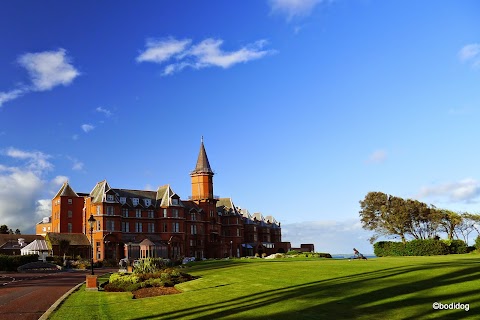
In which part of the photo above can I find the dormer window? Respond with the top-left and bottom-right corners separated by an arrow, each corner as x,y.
120,197 -> 126,204
106,194 -> 114,202
172,198 -> 179,205
132,198 -> 139,206
144,199 -> 151,207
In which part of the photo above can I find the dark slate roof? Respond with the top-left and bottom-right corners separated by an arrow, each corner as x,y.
53,182 -> 79,199
182,200 -> 202,212
45,233 -> 90,246
191,138 -> 213,175
0,234 -> 44,248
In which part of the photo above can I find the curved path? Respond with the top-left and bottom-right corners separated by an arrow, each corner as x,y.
0,269 -> 114,320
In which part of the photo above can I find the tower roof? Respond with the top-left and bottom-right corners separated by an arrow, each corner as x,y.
192,137 -> 213,175
53,182 -> 79,199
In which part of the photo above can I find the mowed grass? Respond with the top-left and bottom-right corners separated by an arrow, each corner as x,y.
49,255 -> 480,319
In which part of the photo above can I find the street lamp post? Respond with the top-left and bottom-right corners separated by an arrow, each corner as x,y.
88,214 -> 96,275
230,240 -> 233,258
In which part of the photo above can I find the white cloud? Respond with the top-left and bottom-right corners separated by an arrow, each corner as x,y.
417,178 -> 480,202
81,124 -> 95,133
136,38 -> 192,63
137,37 -> 275,75
95,106 -> 112,117
72,159 -> 84,171
458,44 -> 480,68
366,149 -> 387,164
5,147 -> 53,173
52,175 -> 68,186
35,199 -> 51,219
72,134 -> 79,140
17,48 -> 80,91
0,49 -> 79,108
269,0 -> 323,20
0,89 -> 25,108
282,218 -> 373,254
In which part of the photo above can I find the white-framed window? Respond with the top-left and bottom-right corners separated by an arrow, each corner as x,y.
172,209 -> 179,218
68,210 -> 72,218
191,213 -> 196,221
148,223 -> 155,233
136,209 -> 142,218
172,198 -> 179,205
237,228 -> 240,237
147,210 -> 154,218
97,220 -> 101,231
96,206 -> 101,215
163,209 -> 167,218
107,194 -> 114,202
68,199 -> 72,205
190,239 -> 194,246
132,198 -> 139,206
106,220 -> 115,231
120,197 -> 126,204
135,222 -> 143,233
191,225 -> 197,235
107,206 -> 114,216
122,208 -> 129,217
210,210 -> 214,217
68,223 -> 72,233
122,222 -> 130,232
42,227 -> 46,232
172,222 -> 180,233
144,199 -> 151,207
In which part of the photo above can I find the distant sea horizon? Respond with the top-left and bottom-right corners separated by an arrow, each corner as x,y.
331,254 -> 377,259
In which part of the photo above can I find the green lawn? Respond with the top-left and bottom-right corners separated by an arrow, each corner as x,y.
49,255 -> 480,319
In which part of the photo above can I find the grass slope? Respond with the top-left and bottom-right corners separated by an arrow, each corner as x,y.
49,255 -> 480,319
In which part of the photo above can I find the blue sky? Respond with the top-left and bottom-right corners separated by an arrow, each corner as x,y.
1,0 -> 480,254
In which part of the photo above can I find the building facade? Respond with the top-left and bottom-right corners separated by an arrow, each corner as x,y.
45,140 -> 290,261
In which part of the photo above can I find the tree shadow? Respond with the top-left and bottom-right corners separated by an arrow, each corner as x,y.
131,258 -> 480,320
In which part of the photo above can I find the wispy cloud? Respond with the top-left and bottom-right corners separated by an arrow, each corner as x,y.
417,178 -> 480,203
81,124 -> 95,133
95,106 -> 113,117
5,147 -> 53,173
136,38 -> 192,63
0,89 -> 25,108
0,48 -> 80,108
366,149 -> 387,164
268,0 -> 323,21
137,37 -> 275,76
458,43 -> 480,68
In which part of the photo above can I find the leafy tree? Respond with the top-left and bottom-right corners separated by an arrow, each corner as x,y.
15,229 -> 21,235
0,225 -> 8,234
439,210 -> 462,240
455,213 -> 480,244
359,192 -> 412,243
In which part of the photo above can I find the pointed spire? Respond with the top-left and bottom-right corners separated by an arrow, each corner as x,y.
192,137 -> 213,175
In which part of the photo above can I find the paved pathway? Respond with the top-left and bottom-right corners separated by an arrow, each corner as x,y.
0,269 -> 115,320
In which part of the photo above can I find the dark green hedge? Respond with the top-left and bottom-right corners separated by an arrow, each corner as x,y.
448,240 -> 467,254
374,241 -> 406,257
374,240 -> 450,256
0,254 -> 39,271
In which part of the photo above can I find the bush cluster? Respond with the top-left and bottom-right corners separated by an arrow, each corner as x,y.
133,257 -> 169,274
104,268 -> 196,292
374,239 -> 470,256
0,254 -> 39,271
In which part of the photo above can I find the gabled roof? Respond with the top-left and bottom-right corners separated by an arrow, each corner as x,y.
0,235 -> 44,248
191,137 -> 213,175
182,200 -> 202,212
156,184 -> 183,207
139,238 -> 155,246
90,180 -> 111,203
53,182 -> 79,199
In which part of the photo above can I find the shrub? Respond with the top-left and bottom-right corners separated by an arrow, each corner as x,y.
286,250 -> 299,255
405,239 -> 449,256
133,257 -> 168,274
448,240 -> 467,254
374,241 -> 406,257
475,235 -> 480,250
317,253 -> 333,258
0,254 -> 39,271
